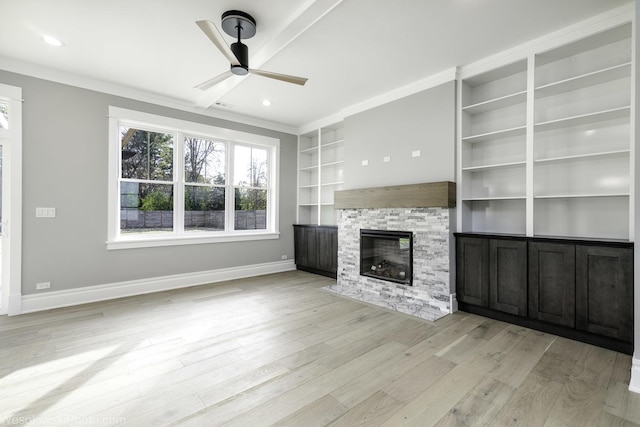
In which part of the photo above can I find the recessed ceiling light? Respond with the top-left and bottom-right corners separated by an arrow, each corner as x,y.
262,99 -> 272,107
42,35 -> 64,47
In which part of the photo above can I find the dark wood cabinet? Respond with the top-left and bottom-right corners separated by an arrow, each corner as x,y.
456,237 -> 527,316
316,227 -> 338,274
294,225 -> 317,269
576,245 -> 633,342
456,237 -> 489,307
528,242 -> 576,328
293,225 -> 338,278
455,233 -> 633,354
490,239 -> 527,316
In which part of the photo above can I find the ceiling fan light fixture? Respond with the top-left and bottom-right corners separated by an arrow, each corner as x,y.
231,65 -> 249,76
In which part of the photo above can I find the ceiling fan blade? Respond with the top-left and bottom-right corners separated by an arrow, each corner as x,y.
250,69 -> 308,86
196,20 -> 240,66
195,70 -> 234,91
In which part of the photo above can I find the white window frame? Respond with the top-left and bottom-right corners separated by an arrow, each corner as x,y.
0,83 -> 23,315
107,106 -> 280,250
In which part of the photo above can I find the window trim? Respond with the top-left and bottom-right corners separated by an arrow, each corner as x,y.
107,106 -> 280,250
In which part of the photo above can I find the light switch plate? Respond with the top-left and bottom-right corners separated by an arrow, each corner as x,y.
412,150 -> 421,157
36,207 -> 56,218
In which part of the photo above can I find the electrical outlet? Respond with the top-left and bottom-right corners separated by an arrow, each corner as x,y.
36,282 -> 51,290
281,254 -> 288,260
361,160 -> 369,166
412,150 -> 421,157
383,156 -> 391,163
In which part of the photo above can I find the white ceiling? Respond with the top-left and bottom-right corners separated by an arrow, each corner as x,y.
0,0 -> 633,132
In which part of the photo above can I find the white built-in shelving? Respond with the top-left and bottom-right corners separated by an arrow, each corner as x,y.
459,58 -> 528,235
297,122 -> 344,225
458,20 -> 633,240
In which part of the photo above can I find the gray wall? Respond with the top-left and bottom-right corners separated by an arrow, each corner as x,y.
0,70 -> 298,295
343,81 -> 456,189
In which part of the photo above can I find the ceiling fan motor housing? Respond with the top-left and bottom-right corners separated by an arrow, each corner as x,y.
230,42 -> 249,75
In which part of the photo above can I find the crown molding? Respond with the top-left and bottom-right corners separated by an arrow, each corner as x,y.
0,56 -> 299,135
341,68 -> 457,119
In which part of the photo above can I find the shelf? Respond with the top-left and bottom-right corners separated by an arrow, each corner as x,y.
535,149 -> 629,163
463,196 -> 526,201
535,62 -> 631,97
321,181 -> 344,186
462,125 -> 526,143
534,106 -> 630,132
534,193 -> 629,199
462,90 -> 527,114
321,139 -> 344,148
299,184 -> 318,189
300,165 -> 319,171
321,160 -> 345,168
462,161 -> 526,172
299,203 -> 319,207
300,146 -> 318,154
321,202 -> 335,206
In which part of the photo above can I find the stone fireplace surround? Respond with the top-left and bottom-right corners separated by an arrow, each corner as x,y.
325,182 -> 456,321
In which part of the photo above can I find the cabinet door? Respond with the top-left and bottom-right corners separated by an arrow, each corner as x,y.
456,237 -> 489,307
294,226 -> 318,269
576,246 -> 633,342
317,227 -> 338,273
528,242 -> 575,327
489,239 -> 527,316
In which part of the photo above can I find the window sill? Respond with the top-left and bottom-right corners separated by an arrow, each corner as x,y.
107,231 -> 280,250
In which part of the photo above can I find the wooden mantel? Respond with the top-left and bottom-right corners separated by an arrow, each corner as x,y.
334,181 -> 456,209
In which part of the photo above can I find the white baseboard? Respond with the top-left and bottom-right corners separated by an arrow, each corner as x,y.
630,354 -> 640,394
449,293 -> 458,313
7,292 -> 22,315
20,260 -> 296,314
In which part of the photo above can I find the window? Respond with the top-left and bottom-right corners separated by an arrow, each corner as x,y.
120,127 -> 175,234
0,102 -> 8,129
108,107 -> 280,249
233,144 -> 269,231
184,136 -> 226,232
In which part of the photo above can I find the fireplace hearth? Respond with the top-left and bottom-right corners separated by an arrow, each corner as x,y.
360,229 -> 413,286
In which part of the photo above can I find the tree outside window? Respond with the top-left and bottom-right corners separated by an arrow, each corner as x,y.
234,145 -> 268,230
120,127 -> 174,233
184,136 -> 226,231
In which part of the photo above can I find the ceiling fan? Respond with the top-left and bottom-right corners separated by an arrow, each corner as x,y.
195,10 -> 308,91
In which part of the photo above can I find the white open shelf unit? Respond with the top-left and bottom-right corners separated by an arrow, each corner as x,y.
457,20 -> 633,241
297,122 -> 344,225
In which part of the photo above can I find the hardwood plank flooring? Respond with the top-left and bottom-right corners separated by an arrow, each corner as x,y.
1,270 -> 639,426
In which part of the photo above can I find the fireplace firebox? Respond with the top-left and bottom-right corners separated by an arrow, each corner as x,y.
360,229 -> 413,286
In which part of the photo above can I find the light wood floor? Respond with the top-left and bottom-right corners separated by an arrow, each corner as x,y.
1,270 -> 640,426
